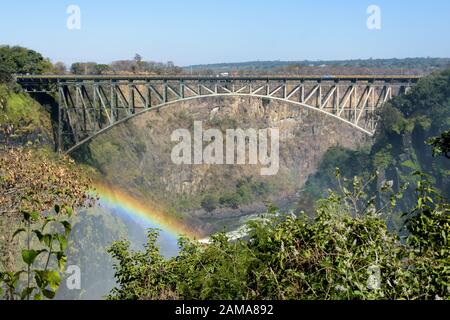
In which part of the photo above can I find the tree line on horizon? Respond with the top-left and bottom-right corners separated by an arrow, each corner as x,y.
2,45 -> 450,79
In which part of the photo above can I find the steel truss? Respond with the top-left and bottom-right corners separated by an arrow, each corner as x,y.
17,75 -> 418,153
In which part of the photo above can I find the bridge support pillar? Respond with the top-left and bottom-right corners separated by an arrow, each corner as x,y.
128,81 -> 135,114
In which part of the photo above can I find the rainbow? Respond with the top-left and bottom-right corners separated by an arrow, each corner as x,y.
92,182 -> 202,240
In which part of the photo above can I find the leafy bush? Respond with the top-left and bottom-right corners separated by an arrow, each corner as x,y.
219,193 -> 242,209
107,171 -> 449,300
428,129 -> 450,159
0,148 -> 95,300
0,83 -> 54,148
201,194 -> 219,212
0,46 -> 52,82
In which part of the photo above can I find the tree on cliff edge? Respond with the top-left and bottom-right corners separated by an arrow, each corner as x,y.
0,46 -> 52,82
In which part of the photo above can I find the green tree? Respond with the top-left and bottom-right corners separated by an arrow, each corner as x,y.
95,64 -> 110,75
70,62 -> 98,75
0,46 -> 52,82
201,194 -> 219,212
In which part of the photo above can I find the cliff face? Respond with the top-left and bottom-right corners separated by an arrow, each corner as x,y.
79,96 -> 370,233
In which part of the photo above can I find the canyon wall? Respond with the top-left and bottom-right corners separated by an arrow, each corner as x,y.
80,96 -> 370,233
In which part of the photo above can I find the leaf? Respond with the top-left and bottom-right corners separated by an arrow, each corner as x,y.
56,251 -> 67,271
22,249 -> 44,266
33,229 -> 43,241
30,211 -> 40,220
13,228 -> 26,239
46,271 -> 61,291
34,270 -> 61,292
11,271 -> 25,288
335,167 -> 341,178
22,211 -> 39,222
14,271 -> 24,280
56,234 -> 68,251
66,207 -> 73,217
35,233 -> 52,247
42,217 -> 56,231
34,294 -> 43,300
20,287 -> 35,300
60,220 -> 72,237
34,271 -> 44,288
41,289 -> 56,299
390,196 -> 396,207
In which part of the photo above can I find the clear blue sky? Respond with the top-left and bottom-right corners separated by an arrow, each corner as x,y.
1,0 -> 449,66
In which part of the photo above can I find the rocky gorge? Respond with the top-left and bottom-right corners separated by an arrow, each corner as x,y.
77,95 -> 371,235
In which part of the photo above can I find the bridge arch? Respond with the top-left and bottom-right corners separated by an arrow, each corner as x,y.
65,93 -> 375,154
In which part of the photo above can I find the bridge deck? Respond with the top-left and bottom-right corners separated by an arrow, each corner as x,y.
16,74 -> 422,83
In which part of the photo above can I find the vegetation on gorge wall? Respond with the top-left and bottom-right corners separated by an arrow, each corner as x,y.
301,70 -> 450,219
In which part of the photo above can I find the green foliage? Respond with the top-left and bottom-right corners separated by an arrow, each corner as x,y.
70,55 -> 183,76
201,194 -> 219,212
380,105 -> 408,134
188,58 -> 450,75
0,84 -> 52,146
402,172 -> 450,298
70,62 -> 111,75
107,230 -> 178,300
1,88 -> 40,123
95,64 -> 111,75
90,141 -> 122,168
198,178 -> 273,211
301,69 -> 450,212
0,46 -> 52,82
107,172 -> 449,300
1,208 -> 72,300
373,145 -> 393,169
55,207 -> 137,300
219,192 -> 242,209
428,129 -> 450,159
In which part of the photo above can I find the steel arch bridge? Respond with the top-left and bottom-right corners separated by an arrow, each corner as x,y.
16,75 -> 420,153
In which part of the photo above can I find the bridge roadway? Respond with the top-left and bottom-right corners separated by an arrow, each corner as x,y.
16,74 -> 421,153
16,74 -> 421,82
